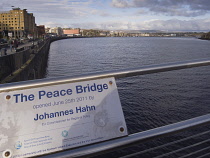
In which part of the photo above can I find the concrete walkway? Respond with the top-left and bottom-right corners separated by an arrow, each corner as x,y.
6,41 -> 37,55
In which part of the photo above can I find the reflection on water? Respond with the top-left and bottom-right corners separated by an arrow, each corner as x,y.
46,37 -> 210,157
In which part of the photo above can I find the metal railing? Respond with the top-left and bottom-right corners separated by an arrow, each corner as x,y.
38,114 -> 210,158
1,58 -> 210,92
0,58 -> 210,157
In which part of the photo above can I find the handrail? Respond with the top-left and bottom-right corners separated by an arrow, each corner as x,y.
1,58 -> 210,157
39,113 -> 210,158
0,58 -> 210,92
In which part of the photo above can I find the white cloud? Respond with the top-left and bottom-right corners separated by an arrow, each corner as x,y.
0,0 -> 96,19
111,0 -> 210,17
68,18 -> 210,31
111,0 -> 131,8
1,0 -> 210,31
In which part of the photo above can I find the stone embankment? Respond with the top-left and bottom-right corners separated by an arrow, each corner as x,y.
0,36 -> 85,84
0,38 -> 65,84
0,38 -> 52,84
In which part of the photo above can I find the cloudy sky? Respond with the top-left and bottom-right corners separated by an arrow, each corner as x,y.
1,0 -> 210,31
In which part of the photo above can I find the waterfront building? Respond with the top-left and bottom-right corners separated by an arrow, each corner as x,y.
110,31 -> 120,37
37,25 -> 45,38
63,28 -> 81,36
49,27 -> 63,36
0,8 -> 36,39
99,31 -> 110,37
45,27 -> 50,34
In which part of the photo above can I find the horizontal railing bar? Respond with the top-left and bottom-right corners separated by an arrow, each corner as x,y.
0,58 -> 210,92
120,129 -> 210,158
197,152 -> 210,158
39,113 -> 210,158
180,146 -> 210,158
155,138 -> 210,158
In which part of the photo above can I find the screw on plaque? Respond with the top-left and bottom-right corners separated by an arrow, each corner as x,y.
119,127 -> 125,133
109,81 -> 113,85
4,151 -> 10,157
6,95 -> 11,100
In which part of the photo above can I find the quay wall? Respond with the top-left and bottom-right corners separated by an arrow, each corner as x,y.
0,39 -> 51,84
0,37 -> 85,84
0,48 -> 33,81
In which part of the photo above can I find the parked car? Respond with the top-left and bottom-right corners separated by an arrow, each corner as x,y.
0,39 -> 7,44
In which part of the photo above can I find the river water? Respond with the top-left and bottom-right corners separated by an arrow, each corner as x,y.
46,37 -> 210,157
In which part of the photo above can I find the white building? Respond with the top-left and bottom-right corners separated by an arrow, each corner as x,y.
49,27 -> 63,36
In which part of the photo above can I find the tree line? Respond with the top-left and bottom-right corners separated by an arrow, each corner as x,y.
200,32 -> 210,40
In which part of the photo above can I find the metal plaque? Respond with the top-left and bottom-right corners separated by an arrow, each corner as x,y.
0,77 -> 127,158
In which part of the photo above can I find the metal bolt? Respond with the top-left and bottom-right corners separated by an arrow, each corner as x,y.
6,95 -> 11,100
4,151 -> 10,157
119,127 -> 124,133
109,81 -> 113,85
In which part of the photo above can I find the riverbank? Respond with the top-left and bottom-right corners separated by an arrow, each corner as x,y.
0,39 -> 50,83
199,32 -> 210,40
0,36 -> 88,84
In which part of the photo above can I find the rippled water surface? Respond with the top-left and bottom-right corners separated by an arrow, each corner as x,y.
46,37 -> 210,157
